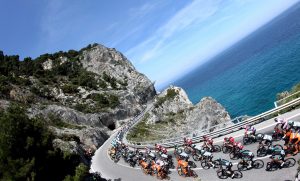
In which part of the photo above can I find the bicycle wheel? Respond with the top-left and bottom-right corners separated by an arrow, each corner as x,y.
188,161 -> 197,168
233,170 -> 243,178
213,145 -> 221,152
266,162 -> 278,171
192,154 -> 200,161
192,170 -> 198,178
229,152 -> 239,160
243,137 -> 250,145
253,159 -> 264,169
201,161 -> 210,170
284,158 -> 296,168
217,169 -> 228,179
222,145 -> 231,154
213,160 -> 221,169
176,148 -> 183,154
237,162 -> 247,171
257,147 -> 267,157
184,147 -> 191,154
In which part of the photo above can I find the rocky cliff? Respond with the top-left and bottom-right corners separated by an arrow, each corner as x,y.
0,43 -> 156,153
127,86 -> 231,142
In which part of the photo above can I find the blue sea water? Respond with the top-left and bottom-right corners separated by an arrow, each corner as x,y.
174,4 -> 300,118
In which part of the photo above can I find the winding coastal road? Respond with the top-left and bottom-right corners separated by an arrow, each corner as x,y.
91,108 -> 300,181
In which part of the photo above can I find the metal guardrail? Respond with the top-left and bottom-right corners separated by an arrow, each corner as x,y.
122,97 -> 300,149
275,90 -> 300,107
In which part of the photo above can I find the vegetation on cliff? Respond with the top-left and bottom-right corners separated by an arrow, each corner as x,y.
0,44 -> 122,113
0,103 -> 90,181
276,82 -> 300,105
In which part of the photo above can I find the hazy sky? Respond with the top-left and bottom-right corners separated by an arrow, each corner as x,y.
0,0 -> 299,89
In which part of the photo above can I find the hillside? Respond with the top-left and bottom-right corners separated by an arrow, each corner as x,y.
127,86 -> 231,142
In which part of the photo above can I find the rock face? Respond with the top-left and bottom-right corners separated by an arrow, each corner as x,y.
0,43 -> 156,153
127,86 -> 231,141
80,45 -> 156,103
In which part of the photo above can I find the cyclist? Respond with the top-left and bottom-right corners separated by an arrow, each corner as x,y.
184,137 -> 193,146
289,120 -> 300,132
269,148 -> 285,168
289,131 -> 300,155
283,127 -> 293,145
203,135 -> 213,149
155,143 -> 163,152
224,136 -> 235,149
199,149 -> 213,162
234,141 -> 244,151
218,158 -> 234,178
274,117 -> 288,130
239,150 -> 255,168
177,152 -> 189,176
243,125 -> 256,139
257,133 -> 273,147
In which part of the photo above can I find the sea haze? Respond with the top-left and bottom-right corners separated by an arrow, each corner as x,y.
174,3 -> 300,118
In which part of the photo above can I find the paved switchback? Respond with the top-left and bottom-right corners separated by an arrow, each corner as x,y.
91,108 -> 300,181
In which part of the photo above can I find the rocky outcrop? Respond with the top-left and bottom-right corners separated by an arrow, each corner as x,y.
127,86 -> 231,141
0,43 -> 156,153
80,45 -> 156,103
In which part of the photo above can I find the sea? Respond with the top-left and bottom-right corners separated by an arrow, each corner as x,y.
173,3 -> 300,118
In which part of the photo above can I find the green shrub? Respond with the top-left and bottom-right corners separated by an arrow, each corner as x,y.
62,84 -> 79,94
155,88 -> 178,108
88,93 -> 120,109
0,103 -> 84,180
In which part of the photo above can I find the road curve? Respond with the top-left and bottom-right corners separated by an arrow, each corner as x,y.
91,108 -> 300,181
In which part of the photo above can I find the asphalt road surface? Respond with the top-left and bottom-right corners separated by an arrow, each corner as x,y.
91,108 -> 300,181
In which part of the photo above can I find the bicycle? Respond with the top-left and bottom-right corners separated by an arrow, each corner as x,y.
266,157 -> 296,171
217,168 -> 243,179
237,159 -> 264,171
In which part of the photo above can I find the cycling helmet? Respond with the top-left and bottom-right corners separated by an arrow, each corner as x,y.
288,120 -> 294,126
256,133 -> 264,140
229,162 -> 233,167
